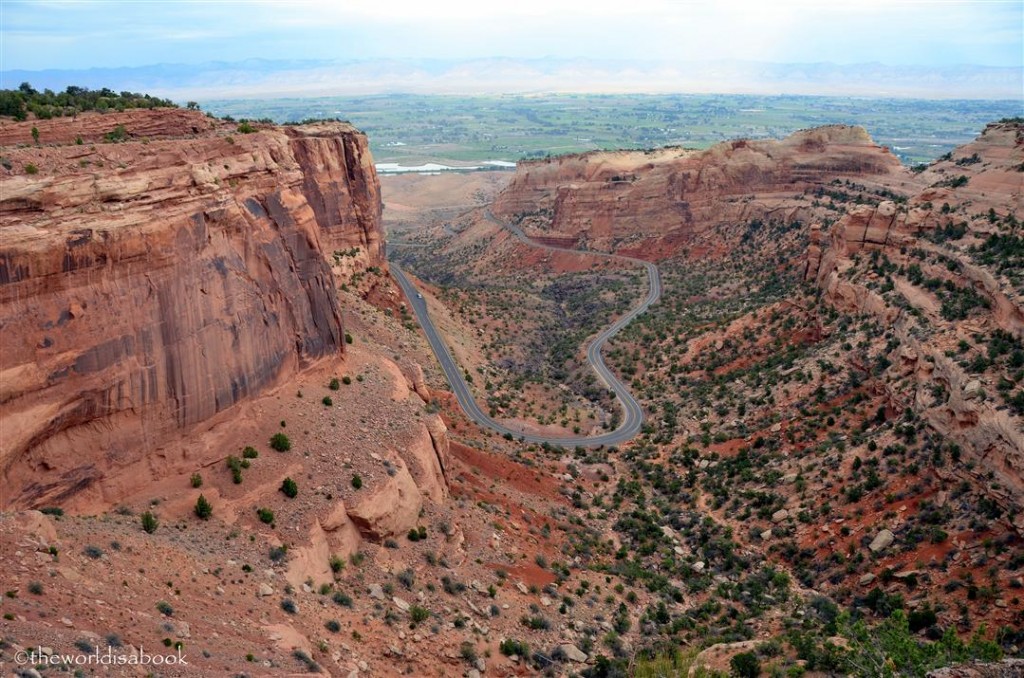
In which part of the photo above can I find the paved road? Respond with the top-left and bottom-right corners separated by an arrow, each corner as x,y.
390,211 -> 660,447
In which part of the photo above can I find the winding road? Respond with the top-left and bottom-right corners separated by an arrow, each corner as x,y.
390,211 -> 660,447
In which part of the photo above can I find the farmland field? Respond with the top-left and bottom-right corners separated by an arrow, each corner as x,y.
199,93 -> 1020,166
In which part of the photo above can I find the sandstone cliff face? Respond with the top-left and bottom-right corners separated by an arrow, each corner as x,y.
0,110 -> 383,508
492,126 -> 901,255
807,121 -> 1024,511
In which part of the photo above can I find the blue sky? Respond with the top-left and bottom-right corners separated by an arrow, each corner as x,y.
2,0 -> 1022,71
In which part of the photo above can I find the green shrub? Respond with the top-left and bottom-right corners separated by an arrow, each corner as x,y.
141,511 -> 159,534
730,651 -> 760,677
104,125 -> 128,142
194,494 -> 212,520
329,378 -> 341,390
322,396 -> 333,406
329,555 -> 345,573
190,472 -> 203,488
520,615 -> 551,630
460,641 -> 478,664
351,474 -> 362,489
237,122 -> 256,134
836,609 -> 1002,675
325,619 -> 341,633
242,446 -> 258,459
499,638 -> 529,657
156,601 -> 174,616
257,508 -> 275,524
24,163 -> 38,175
226,455 -> 243,484
280,477 -> 298,498
270,432 -> 291,452
410,605 -> 430,625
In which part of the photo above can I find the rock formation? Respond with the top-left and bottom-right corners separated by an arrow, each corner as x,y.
0,110 -> 383,508
492,125 -> 901,255
807,120 -> 1024,512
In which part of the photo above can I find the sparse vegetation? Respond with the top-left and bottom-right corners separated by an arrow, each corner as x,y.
141,511 -> 159,534
280,477 -> 298,498
194,494 -> 213,520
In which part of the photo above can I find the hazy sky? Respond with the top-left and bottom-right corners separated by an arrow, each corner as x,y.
2,0 -> 1021,71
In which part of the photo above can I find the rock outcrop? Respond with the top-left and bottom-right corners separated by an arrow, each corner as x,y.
807,120 -> 1024,509
492,125 -> 901,255
926,659 -> 1024,677
0,110 -> 383,508
346,456 -> 423,540
310,414 -> 451,551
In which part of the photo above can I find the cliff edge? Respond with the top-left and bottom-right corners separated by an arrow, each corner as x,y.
0,109 -> 383,508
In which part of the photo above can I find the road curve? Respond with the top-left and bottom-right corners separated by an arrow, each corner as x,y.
390,211 -> 660,447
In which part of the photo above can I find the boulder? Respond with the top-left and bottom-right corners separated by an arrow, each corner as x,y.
559,644 -> 588,663
869,529 -> 895,553
346,458 -> 423,540
963,380 -> 983,400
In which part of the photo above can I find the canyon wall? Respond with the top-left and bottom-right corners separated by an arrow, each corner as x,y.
0,110 -> 383,508
492,120 -> 1022,520
492,125 -> 902,255
807,120 -> 1024,509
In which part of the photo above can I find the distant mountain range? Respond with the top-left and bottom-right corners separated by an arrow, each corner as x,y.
2,57 -> 1021,100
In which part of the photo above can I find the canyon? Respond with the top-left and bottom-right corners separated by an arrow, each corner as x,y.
392,119 -> 1024,673
1,106 -> 1021,677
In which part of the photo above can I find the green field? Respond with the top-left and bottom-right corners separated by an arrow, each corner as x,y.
199,93 -> 1020,166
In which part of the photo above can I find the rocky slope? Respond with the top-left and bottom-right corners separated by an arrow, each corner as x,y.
394,120 -> 1023,675
808,120 -> 1024,511
0,109 -> 383,510
492,125 -> 903,255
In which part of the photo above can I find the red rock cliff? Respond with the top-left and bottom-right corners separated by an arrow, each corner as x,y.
0,110 -> 383,508
492,125 -> 901,255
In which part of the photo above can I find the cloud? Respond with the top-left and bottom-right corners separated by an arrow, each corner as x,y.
1,0 -> 1020,70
